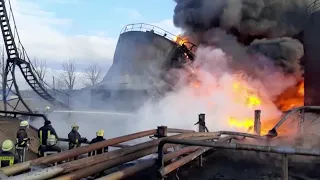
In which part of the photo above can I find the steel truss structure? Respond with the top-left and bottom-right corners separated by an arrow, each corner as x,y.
0,0 -> 70,116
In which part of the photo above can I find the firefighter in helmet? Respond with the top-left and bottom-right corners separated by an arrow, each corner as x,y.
68,124 -> 87,150
16,120 -> 30,162
0,140 -> 20,167
88,129 -> 108,156
38,120 -> 58,146
38,134 -> 61,157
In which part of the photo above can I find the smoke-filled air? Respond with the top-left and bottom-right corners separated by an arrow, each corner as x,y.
135,0 -> 307,135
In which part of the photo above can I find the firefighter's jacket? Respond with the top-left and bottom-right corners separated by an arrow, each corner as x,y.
38,145 -> 62,157
0,151 -> 20,167
16,128 -> 29,149
38,125 -> 58,146
88,136 -> 108,156
68,130 -> 82,149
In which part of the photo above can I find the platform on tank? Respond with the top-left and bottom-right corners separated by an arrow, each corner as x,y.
0,116 -> 39,160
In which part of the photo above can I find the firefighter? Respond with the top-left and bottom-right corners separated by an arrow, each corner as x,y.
68,124 -> 87,150
0,140 -> 20,167
38,120 -> 58,147
38,135 -> 61,158
16,120 -> 30,162
88,129 -> 108,156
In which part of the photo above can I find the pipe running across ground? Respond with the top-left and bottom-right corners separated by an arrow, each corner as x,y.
6,132 -> 219,180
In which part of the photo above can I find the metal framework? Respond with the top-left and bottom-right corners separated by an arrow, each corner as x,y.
121,23 -> 197,61
0,0 -> 70,115
267,106 -> 320,137
157,138 -> 320,180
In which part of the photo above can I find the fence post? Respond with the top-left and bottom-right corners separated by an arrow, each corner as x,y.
254,110 -> 261,135
282,154 -> 288,180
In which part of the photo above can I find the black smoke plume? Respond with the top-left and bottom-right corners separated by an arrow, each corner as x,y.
173,0 -> 312,74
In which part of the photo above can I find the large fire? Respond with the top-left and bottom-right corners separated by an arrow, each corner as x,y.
173,35 -> 304,135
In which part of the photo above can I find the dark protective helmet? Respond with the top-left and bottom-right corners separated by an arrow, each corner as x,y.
44,120 -> 51,125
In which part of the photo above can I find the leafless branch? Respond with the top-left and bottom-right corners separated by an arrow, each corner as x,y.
60,59 -> 77,91
32,57 -> 47,85
83,63 -> 102,87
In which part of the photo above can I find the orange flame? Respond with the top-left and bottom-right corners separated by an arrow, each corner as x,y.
173,35 -> 188,46
188,72 -> 304,135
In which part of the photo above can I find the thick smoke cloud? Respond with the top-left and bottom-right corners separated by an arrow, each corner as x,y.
174,0 -> 311,37
248,37 -> 304,74
173,0 -> 309,75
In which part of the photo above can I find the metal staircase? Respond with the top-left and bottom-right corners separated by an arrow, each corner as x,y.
0,0 -> 70,113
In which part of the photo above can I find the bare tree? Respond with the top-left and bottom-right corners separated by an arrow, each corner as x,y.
83,63 -> 102,87
60,59 -> 77,91
32,57 -> 47,85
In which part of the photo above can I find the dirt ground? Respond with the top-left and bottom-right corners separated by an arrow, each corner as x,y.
0,116 -> 39,160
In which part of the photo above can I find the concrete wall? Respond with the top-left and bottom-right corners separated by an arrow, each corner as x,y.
304,11 -> 320,105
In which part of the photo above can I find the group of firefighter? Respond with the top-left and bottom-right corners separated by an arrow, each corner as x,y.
0,107 -> 108,167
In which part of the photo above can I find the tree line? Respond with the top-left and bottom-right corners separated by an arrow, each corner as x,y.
0,49 -> 103,91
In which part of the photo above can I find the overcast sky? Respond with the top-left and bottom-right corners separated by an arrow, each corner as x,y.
5,0 -> 181,89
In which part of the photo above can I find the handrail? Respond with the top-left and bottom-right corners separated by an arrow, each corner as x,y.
120,23 -> 197,53
306,0 -> 320,15
0,110 -> 50,121
267,106 -> 320,137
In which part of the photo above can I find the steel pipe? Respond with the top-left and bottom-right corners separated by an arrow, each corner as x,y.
158,135 -> 235,177
159,147 -> 211,176
157,138 -> 320,174
268,106 -> 320,137
167,128 -> 195,133
8,133 -> 219,180
97,146 -> 201,180
57,138 -> 130,148
52,134 -> 218,180
1,129 -> 157,176
52,144 -> 176,180
215,131 -> 264,139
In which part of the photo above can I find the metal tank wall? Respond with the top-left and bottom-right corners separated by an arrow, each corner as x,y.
92,25 -> 186,111
304,10 -> 320,106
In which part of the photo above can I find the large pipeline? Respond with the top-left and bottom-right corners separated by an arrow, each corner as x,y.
7,132 -> 219,180
1,129 -> 157,176
53,135 -> 218,180
52,144 -> 176,180
1,128 -> 195,176
97,146 -> 201,180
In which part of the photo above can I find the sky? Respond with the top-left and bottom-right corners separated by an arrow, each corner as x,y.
5,0 -> 181,89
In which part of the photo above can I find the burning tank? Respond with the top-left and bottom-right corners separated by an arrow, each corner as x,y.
91,23 -> 196,111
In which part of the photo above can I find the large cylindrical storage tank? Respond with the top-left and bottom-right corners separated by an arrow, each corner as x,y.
92,24 -> 192,111
304,4 -> 320,106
